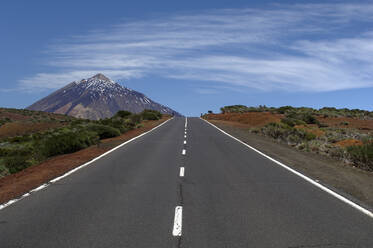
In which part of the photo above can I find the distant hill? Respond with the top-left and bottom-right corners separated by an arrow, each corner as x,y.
27,73 -> 181,120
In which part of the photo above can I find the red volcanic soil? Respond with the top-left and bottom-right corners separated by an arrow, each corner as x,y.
317,116 -> 373,131
206,112 -> 373,131
205,112 -> 283,128
0,108 -> 74,139
335,139 -> 364,147
0,122 -> 66,139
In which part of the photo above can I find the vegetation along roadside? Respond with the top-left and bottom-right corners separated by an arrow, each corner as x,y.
204,105 -> 373,172
203,105 -> 373,207
0,108 -> 165,178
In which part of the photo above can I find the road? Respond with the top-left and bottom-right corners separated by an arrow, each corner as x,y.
0,117 -> 372,247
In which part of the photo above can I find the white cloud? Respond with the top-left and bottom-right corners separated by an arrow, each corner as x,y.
19,3 -> 373,92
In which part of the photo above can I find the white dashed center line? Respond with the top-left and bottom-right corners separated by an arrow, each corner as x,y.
172,118 -> 188,238
172,206 -> 183,236
179,167 -> 185,177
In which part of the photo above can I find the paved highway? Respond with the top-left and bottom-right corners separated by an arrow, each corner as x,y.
0,117 -> 372,247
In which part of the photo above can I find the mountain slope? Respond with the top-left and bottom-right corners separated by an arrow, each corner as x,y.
27,74 -> 181,119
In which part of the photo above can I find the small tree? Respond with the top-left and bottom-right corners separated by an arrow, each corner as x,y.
208,110 -> 213,114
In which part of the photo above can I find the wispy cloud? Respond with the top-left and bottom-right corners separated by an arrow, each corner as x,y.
19,3 -> 373,92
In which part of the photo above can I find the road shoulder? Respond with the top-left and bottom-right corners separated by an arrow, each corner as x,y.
208,119 -> 373,209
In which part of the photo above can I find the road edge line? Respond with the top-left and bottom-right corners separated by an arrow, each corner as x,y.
0,117 -> 173,211
201,118 -> 373,219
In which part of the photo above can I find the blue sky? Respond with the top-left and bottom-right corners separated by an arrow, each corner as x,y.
1,0 -> 373,116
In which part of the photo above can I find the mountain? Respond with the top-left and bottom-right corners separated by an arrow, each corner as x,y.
27,73 -> 181,120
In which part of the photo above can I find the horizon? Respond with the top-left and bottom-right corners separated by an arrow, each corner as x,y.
1,0 -> 373,116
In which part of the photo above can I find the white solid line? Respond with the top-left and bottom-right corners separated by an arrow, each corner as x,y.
0,118 -> 174,211
179,167 -> 185,177
184,140 -> 186,144
172,206 -> 183,236
201,118 -> 373,219
29,184 -> 48,193
182,149 -> 186,155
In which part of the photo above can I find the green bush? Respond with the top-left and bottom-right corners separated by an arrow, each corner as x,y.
285,112 -> 320,125
9,135 -> 32,143
220,105 -> 270,113
98,118 -> 128,133
0,163 -> 9,177
220,105 -> 250,113
346,143 -> 373,171
86,124 -> 121,139
115,110 -> 132,118
304,132 -> 316,141
302,113 -> 319,125
276,106 -> 295,114
318,122 -> 329,128
141,112 -> 158,120
130,114 -> 142,124
260,122 -> 316,144
141,109 -> 162,120
281,117 -> 306,127
261,122 -> 292,139
42,130 -> 99,157
0,147 -> 10,157
0,145 -> 33,157
1,146 -> 35,174
123,118 -> 136,128
217,104 -> 373,120
3,156 -> 31,174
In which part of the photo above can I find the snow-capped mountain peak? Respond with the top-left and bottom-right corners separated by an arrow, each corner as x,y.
27,73 -> 181,120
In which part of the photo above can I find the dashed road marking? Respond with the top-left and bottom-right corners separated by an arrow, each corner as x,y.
179,167 -> 185,177
172,206 -> 183,236
182,149 -> 186,155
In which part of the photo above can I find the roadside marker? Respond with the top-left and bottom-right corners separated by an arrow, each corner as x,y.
172,206 -> 183,236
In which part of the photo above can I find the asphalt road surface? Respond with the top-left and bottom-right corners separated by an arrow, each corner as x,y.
0,117 -> 372,247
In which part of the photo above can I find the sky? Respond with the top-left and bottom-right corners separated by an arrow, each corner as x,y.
1,0 -> 373,116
